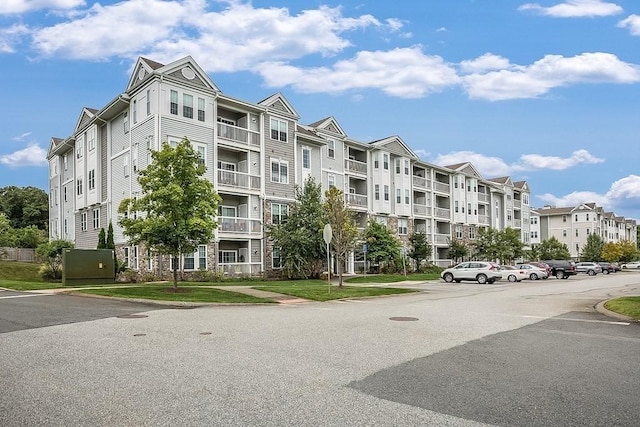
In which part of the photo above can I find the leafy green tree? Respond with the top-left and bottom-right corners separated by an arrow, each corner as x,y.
601,242 -> 623,263
266,177 -> 326,279
118,138 -> 221,288
0,213 -> 16,247
14,226 -> 46,248
36,239 -> 74,281
538,236 -> 571,260
97,228 -> 107,249
324,187 -> 358,286
497,227 -> 525,264
362,219 -> 401,271
106,222 -> 115,249
617,240 -> 639,262
0,186 -> 49,230
448,237 -> 468,264
473,227 -> 501,261
524,244 -> 541,261
408,231 -> 431,271
580,233 -> 604,261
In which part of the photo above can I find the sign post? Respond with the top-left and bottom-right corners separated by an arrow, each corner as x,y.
362,243 -> 368,277
323,224 -> 333,294
401,247 -> 407,277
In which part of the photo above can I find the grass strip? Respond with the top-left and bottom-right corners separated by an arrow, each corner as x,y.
0,261 -> 43,282
0,280 -> 61,290
345,273 -> 440,284
604,296 -> 640,320
74,285 -> 274,304
253,284 -> 417,302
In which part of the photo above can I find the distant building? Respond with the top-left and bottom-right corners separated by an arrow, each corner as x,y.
48,55 -> 533,276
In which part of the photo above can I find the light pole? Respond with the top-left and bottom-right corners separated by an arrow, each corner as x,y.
323,224 -> 333,293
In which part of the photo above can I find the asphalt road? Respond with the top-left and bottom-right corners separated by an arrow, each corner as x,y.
1,273 -> 639,426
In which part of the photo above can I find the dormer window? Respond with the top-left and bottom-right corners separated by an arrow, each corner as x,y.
270,118 -> 287,142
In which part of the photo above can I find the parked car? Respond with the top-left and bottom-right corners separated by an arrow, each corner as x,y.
541,260 -> 577,279
597,262 -> 620,274
527,261 -> 552,276
575,262 -> 602,276
515,263 -> 549,280
441,262 -> 503,284
500,266 -> 528,282
621,261 -> 640,269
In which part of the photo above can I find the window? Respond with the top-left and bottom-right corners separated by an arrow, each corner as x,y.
123,111 -> 129,133
197,97 -> 205,122
376,216 -> 388,225
383,154 -> 389,170
456,224 -> 463,239
328,174 -> 335,189
270,118 -> 287,142
170,90 -> 178,115
468,203 -> 472,214
146,90 -> 151,115
374,185 -> 380,201
562,215 -> 567,223
76,144 -> 83,159
63,186 -> 67,202
132,144 -> 138,172
575,215 -> 578,222
398,219 -> 408,235
327,140 -> 335,158
373,153 -> 379,169
395,159 -> 401,174
88,169 -> 95,191
396,189 -> 401,203
469,227 -> 476,239
124,155 -> 129,177
76,179 -> 83,196
271,159 -> 288,184
384,185 -> 389,201
123,247 -> 129,268
64,219 -> 68,235
404,160 -> 409,175
405,190 -> 409,204
133,100 -> 137,124
64,154 -> 68,170
563,230 -> 567,237
575,229 -> 579,237
183,94 -> 193,118
133,246 -> 139,270
219,250 -> 237,264
586,213 -> 589,221
147,249 -> 154,271
302,147 -> 311,169
454,177 -> 458,189
531,231 -> 538,239
81,212 -> 87,231
87,127 -> 96,151
272,203 -> 288,225
272,247 -> 282,269
183,251 -> 195,270
198,245 -> 207,269
587,228 -> 590,235
531,217 -> 538,225
455,201 -> 459,213
93,209 -> 100,229
196,145 -> 205,168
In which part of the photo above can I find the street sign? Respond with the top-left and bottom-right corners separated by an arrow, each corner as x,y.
323,224 -> 333,244
362,243 -> 368,253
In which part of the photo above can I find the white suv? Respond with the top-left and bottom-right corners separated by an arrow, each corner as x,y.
441,261 -> 503,284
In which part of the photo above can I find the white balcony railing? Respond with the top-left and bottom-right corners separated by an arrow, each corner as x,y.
218,217 -> 262,235
217,123 -> 260,147
434,207 -> 450,219
478,193 -> 490,203
479,215 -> 490,225
413,204 -> 432,217
345,159 -> 367,174
346,193 -> 368,207
513,199 -> 522,209
218,170 -> 260,190
433,233 -> 450,244
219,263 -> 262,276
513,219 -> 522,228
433,181 -> 450,193
412,176 -> 431,189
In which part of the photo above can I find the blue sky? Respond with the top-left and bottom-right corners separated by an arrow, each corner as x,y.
1,0 -> 639,220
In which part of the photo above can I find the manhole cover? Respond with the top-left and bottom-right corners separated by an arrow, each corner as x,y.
389,316 -> 419,322
117,314 -> 149,319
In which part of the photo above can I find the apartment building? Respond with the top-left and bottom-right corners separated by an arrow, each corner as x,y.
534,203 -> 637,259
48,55 -> 532,276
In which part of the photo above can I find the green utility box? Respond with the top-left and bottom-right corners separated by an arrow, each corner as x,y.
62,249 -> 116,286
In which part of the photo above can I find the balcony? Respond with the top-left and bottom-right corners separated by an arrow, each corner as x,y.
219,263 -> 262,276
217,123 -> 260,147
478,193 -> 490,203
218,170 -> 260,190
346,193 -> 368,207
413,204 -> 432,217
479,215 -> 490,225
433,233 -> 450,245
413,176 -> 431,189
434,207 -> 450,219
218,217 -> 262,235
345,159 -> 367,174
514,199 -> 522,209
433,181 -> 450,194
513,219 -> 522,228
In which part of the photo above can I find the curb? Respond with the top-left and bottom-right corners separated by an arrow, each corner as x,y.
594,299 -> 637,322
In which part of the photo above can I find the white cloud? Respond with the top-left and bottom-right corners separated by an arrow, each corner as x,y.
432,151 -> 514,177
516,149 -> 604,170
462,52 -> 640,101
11,132 -> 32,141
518,0 -> 623,18
0,24 -> 29,53
258,46 -> 460,98
460,53 -> 511,74
618,14 -> 640,36
537,191 -> 609,208
0,144 -> 47,167
0,0 -> 84,14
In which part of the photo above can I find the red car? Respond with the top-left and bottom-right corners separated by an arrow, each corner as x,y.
528,261 -> 552,276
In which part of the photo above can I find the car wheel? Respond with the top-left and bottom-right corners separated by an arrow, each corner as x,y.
555,271 -> 564,279
487,279 -> 495,284
477,274 -> 488,284
602,269 -> 610,275
443,273 -> 454,283
508,274 -> 517,282
530,273 -> 539,280
588,270 -> 596,276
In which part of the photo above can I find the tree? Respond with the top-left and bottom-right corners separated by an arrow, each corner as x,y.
0,213 -> 16,247
601,242 -> 623,263
0,186 -> 49,230
36,239 -> 74,281
538,236 -> 571,260
14,226 -> 46,248
617,240 -> 639,263
323,187 -> 358,286
408,231 -> 431,271
362,219 -> 401,271
497,227 -> 525,264
97,228 -> 107,249
581,234 -> 604,261
448,237 -> 468,264
106,222 -> 115,249
473,227 -> 501,261
118,138 -> 221,289
266,177 -> 326,279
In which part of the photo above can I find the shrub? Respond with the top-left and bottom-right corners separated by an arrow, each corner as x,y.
189,269 -> 225,283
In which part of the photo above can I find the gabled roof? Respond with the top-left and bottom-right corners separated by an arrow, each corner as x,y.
445,162 -> 483,179
307,116 -> 346,137
570,203 -> 598,212
296,124 -> 327,145
488,176 -> 513,186
369,136 -> 418,160
258,92 -> 299,119
47,136 -> 73,159
127,56 -> 220,93
535,206 -> 573,215
513,180 -> 529,191
73,107 -> 98,135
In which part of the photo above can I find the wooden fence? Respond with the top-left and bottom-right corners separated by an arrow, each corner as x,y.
0,247 -> 39,263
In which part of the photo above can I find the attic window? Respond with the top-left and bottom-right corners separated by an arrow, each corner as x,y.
181,67 -> 196,80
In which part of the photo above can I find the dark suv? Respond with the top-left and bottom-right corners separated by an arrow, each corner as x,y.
597,262 -> 620,274
541,260 -> 577,279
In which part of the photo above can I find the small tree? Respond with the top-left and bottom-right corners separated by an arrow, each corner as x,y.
36,239 -> 74,281
538,236 -> 571,260
323,187 -> 358,286
498,227 -> 525,264
448,237 -> 468,264
581,234 -> 604,261
362,219 -> 401,272
408,231 -> 431,271
473,227 -> 501,261
119,138 -> 221,289
97,228 -> 107,249
601,242 -> 623,263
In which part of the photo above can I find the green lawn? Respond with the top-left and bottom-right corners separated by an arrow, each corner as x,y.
0,280 -> 62,290
345,272 -> 441,284
604,296 -> 640,320
0,260 -> 43,282
74,285 -> 274,304
253,283 -> 417,302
